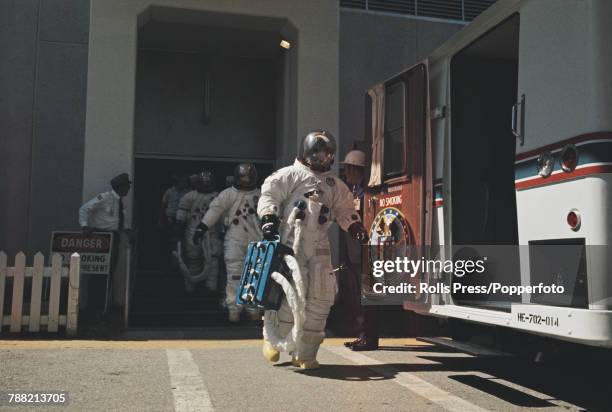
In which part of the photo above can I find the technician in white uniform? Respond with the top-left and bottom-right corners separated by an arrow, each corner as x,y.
79,173 -> 131,233
257,130 -> 368,369
78,172 -> 132,310
194,163 -> 262,322
175,171 -> 221,292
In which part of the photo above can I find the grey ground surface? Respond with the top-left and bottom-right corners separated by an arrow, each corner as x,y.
0,330 -> 609,411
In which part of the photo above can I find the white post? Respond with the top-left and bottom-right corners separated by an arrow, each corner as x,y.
47,254 -> 62,332
28,252 -> 45,332
10,252 -> 26,332
66,253 -> 80,336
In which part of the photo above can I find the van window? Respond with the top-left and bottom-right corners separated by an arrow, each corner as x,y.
406,64 -> 426,171
384,82 -> 405,177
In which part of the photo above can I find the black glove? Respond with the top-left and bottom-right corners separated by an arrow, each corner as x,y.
261,214 -> 280,241
192,222 -> 208,244
348,222 -> 368,242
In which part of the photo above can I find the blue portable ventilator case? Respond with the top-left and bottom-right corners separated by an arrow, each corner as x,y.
236,240 -> 294,310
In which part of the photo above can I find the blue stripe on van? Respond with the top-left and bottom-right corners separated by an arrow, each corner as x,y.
515,140 -> 612,181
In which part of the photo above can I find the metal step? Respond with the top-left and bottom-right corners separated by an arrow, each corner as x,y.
417,336 -> 513,357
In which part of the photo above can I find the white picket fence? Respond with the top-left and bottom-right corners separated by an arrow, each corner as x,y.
0,252 -> 80,336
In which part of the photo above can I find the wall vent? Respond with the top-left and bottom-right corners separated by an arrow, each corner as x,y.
340,0 -> 498,22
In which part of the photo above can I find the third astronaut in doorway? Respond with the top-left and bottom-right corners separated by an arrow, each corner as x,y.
258,130 -> 368,369
194,163 -> 263,322
175,171 -> 221,292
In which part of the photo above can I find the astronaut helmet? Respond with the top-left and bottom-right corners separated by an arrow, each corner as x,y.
194,171 -> 216,193
298,130 -> 337,172
234,163 -> 258,190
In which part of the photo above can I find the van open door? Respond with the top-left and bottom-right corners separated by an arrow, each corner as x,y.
363,61 -> 433,308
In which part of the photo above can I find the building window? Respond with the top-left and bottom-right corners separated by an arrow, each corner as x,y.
383,82 -> 406,178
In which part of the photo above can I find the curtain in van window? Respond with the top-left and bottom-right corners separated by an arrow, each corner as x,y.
367,84 -> 385,187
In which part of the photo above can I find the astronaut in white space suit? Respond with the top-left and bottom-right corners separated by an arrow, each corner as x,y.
193,163 -> 263,322
175,171 -> 221,292
257,130 -> 368,369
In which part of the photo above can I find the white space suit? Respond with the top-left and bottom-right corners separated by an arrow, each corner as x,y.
201,186 -> 262,318
176,190 -> 221,291
258,159 -> 360,365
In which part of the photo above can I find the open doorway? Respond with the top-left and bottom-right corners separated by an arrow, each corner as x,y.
129,7 -> 288,327
450,15 -> 521,310
130,158 -> 273,327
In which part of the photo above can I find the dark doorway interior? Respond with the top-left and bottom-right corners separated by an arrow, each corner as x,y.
450,15 -> 521,310
451,15 -> 519,246
130,158 -> 273,327
131,9 -> 285,327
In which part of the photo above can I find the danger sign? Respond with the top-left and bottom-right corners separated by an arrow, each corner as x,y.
50,231 -> 114,275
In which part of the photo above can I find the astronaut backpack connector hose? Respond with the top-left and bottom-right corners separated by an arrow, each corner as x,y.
235,235 -> 306,354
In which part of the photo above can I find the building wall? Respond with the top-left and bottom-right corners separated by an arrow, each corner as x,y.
85,0 -> 340,306
0,0 -> 89,257
84,0 -> 339,210
135,51 -> 277,160
0,1 -> 463,271
339,9 -> 463,156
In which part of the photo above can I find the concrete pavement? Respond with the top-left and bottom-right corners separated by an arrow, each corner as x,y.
0,332 -> 607,411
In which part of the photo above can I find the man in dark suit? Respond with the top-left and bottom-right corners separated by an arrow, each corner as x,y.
340,150 -> 380,351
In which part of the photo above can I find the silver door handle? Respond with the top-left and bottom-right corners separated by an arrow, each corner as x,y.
512,94 -> 525,145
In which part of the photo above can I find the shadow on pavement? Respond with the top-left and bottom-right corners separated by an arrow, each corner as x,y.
448,374 -> 554,408
376,345 -> 457,353
294,364 -> 393,382
291,343 -> 612,410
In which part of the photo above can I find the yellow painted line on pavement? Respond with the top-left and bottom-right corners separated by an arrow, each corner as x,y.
0,339 -> 260,350
0,337 -> 430,350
